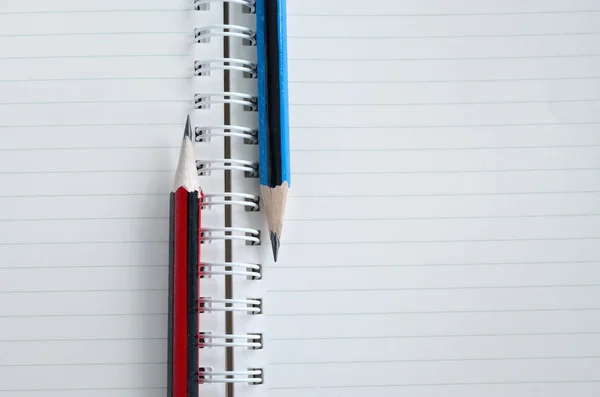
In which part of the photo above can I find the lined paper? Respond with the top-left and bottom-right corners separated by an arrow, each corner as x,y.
0,2 -> 229,396
258,1 -> 600,396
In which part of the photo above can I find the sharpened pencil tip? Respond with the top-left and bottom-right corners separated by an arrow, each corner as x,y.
270,232 -> 280,262
183,114 -> 192,140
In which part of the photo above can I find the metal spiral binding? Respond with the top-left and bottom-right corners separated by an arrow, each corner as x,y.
194,3 -> 263,386
199,297 -> 262,314
198,332 -> 262,349
195,25 -> 256,45
195,58 -> 257,78
197,158 -> 258,177
194,92 -> 257,110
200,261 -> 262,279
198,368 -> 263,384
201,226 -> 260,245
202,192 -> 260,211
195,125 -> 257,143
194,0 -> 256,13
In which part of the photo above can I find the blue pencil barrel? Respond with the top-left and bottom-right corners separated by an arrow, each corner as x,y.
256,0 -> 291,188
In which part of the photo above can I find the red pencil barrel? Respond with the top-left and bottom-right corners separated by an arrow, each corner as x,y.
173,187 -> 189,397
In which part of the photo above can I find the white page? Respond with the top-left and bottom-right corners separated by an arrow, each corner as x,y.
228,0 -> 600,396
0,1 -> 230,396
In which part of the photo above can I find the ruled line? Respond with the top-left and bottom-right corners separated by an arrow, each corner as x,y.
0,337 -> 167,343
0,169 -> 174,175
269,380 -> 600,390
282,237 -> 600,245
1,76 -> 599,84
0,288 -> 165,294
287,10 -> 600,17
4,98 -> 600,106
266,285 -> 600,293
269,356 -> 600,366
289,191 -> 600,199
4,52 -> 587,63
289,76 -> 600,83
5,212 -> 600,222
0,122 -> 181,128
292,167 -> 600,175
0,100 -> 187,106
0,193 -> 167,198
0,54 -> 187,60
2,284 -> 598,295
289,31 -> 600,39
2,308 -> 597,319
9,357 -> 600,368
274,260 -> 600,269
0,217 -> 168,222
289,145 -> 600,152
0,32 -> 187,37
267,308 -> 600,317
290,53 -> 600,61
1,260 -> 595,270
289,98 -> 600,106
1,9 -> 597,16
290,121 -> 600,129
0,9 -> 188,15
0,77 -> 187,82
2,121 -> 599,129
1,166 -> 598,176
0,361 -> 166,368
270,331 -> 600,341
0,241 -> 167,246
3,144 -> 600,152
0,264 -> 166,270
283,213 -> 600,222
0,146 -> 184,151
3,331 -> 599,343
0,313 -> 167,319
0,388 -> 165,393
1,190 -> 599,199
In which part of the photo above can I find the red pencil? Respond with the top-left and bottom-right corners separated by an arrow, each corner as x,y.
168,115 -> 202,397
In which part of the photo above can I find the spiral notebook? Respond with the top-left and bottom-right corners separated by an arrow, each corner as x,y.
3,0 -> 600,396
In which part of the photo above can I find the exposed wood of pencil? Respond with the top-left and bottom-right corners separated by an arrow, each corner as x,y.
260,182 -> 289,262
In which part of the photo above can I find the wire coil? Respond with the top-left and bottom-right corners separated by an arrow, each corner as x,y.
194,92 -> 257,110
201,226 -> 261,245
198,332 -> 262,349
199,297 -> 262,314
198,368 -> 263,384
202,192 -> 260,211
195,58 -> 257,78
200,261 -> 262,279
197,158 -> 258,177
195,25 -> 256,45
195,125 -> 258,143
194,0 -> 256,13
194,1 -> 263,386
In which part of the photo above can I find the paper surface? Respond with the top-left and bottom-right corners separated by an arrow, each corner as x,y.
4,1 -> 600,396
259,0 -> 600,395
0,1 -> 229,396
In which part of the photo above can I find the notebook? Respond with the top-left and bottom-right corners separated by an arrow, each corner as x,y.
2,0 -> 600,396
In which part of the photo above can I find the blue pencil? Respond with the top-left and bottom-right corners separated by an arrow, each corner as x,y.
256,0 -> 290,261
